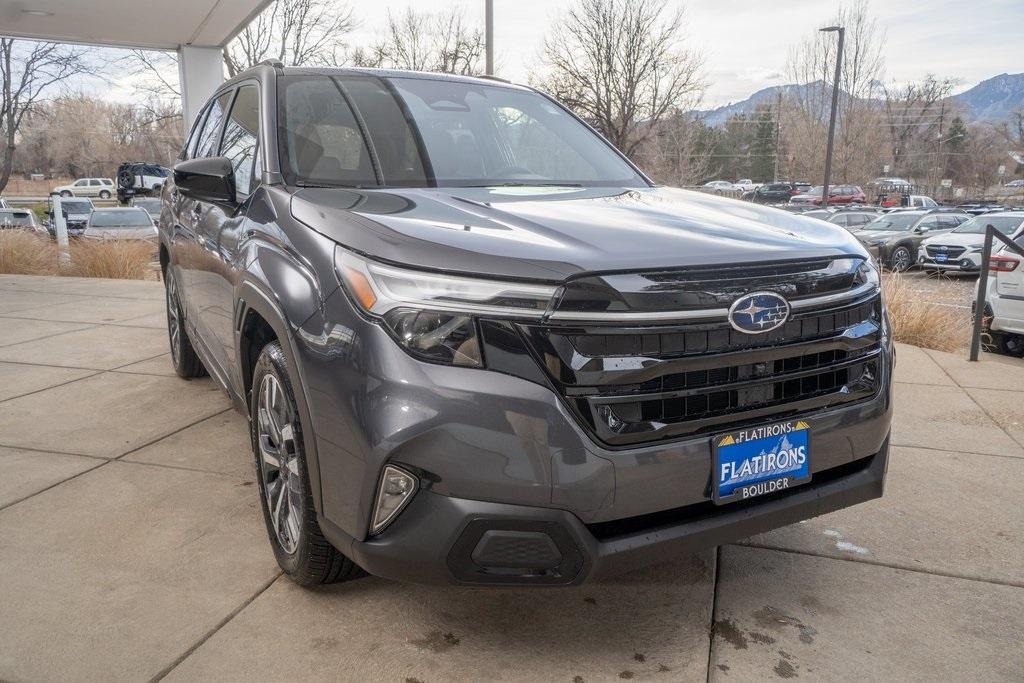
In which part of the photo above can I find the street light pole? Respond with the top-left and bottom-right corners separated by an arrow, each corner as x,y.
485,0 -> 494,76
820,25 -> 844,208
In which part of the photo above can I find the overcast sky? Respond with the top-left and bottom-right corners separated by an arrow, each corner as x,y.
344,0 -> 1022,107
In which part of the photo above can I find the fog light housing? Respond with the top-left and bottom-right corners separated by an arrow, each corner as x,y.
370,465 -> 417,535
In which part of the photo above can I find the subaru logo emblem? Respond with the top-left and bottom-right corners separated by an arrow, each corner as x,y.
728,292 -> 791,334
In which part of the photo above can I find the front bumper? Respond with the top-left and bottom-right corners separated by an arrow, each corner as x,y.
300,287 -> 894,586
323,437 -> 889,585
917,250 -> 981,272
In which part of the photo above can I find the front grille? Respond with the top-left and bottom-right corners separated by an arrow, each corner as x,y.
926,245 -> 966,259
521,293 -> 882,447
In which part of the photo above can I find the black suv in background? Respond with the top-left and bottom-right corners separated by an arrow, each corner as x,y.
744,182 -> 811,203
160,65 -> 892,587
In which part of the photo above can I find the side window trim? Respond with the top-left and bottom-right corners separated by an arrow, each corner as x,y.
184,105 -> 211,160
331,78 -> 383,186
219,82 -> 262,199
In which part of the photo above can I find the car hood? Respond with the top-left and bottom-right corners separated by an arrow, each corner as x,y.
291,186 -> 870,281
851,229 -> 911,242
921,232 -> 982,247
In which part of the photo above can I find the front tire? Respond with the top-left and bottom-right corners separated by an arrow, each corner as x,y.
60,190 -> 72,197
888,246 -> 912,272
164,267 -> 206,378
250,341 -> 363,586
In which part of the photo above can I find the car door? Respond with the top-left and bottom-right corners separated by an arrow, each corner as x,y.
911,215 -> 942,248
171,90 -> 233,352
191,83 -> 262,378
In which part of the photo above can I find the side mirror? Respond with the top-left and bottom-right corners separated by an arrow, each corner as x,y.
915,226 -> 930,234
173,156 -> 236,204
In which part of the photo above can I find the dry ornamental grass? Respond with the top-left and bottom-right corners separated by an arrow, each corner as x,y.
0,231 -> 157,280
882,271 -> 970,352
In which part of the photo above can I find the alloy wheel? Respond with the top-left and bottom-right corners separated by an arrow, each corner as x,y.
257,373 -> 303,555
165,271 -> 182,365
890,247 -> 911,272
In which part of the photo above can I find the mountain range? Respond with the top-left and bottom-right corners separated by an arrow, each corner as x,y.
694,72 -> 1024,127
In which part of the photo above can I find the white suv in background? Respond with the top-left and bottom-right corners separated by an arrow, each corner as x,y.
919,212 -> 1024,273
978,218 -> 1024,356
52,178 -> 115,199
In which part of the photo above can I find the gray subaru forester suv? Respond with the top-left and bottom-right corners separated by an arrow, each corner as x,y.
160,63 -> 892,587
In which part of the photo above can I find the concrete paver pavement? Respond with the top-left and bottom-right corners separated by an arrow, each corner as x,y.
1,277 -> 1021,682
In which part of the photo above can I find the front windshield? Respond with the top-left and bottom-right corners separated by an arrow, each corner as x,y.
861,213 -> 922,231
279,74 -> 647,189
62,201 -> 91,215
952,215 -> 1023,235
90,210 -> 151,228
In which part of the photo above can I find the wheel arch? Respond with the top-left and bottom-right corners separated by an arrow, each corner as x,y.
236,279 -> 326,513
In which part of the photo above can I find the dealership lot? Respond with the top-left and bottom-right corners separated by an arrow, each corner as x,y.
0,275 -> 1022,682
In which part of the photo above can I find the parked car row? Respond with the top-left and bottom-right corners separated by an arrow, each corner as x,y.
1,196 -> 159,241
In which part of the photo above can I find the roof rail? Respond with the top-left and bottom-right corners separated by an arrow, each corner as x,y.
259,59 -> 285,69
477,74 -> 511,84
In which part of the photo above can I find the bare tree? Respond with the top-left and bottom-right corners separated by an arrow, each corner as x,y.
352,7 -> 484,76
0,39 -> 95,193
783,0 -> 886,184
225,0 -> 357,75
635,110 -> 715,185
536,0 -> 705,158
880,75 -> 956,173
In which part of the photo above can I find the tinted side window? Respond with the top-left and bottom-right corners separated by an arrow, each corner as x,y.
917,216 -> 940,229
195,91 -> 233,159
220,85 -> 260,196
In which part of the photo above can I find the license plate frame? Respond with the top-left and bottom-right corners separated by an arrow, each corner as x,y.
934,254 -> 948,262
712,419 -> 812,505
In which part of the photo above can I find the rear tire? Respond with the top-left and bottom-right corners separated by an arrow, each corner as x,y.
99,190 -> 111,199
997,333 -> 1024,357
164,267 -> 206,378
250,341 -> 364,586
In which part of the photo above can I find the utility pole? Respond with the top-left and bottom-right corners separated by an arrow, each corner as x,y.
773,90 -> 782,182
933,101 -> 946,198
485,0 -> 494,76
820,26 -> 845,207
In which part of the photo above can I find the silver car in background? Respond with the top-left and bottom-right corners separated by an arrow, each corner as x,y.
82,207 -> 157,240
0,208 -> 45,233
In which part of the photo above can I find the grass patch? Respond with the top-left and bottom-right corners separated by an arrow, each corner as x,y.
65,239 -> 157,280
883,271 -> 970,352
0,231 -> 157,280
0,230 -> 58,275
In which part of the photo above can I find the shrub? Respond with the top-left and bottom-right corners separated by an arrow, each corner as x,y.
0,231 -> 157,280
64,239 -> 158,280
882,271 -> 969,352
0,231 -> 58,275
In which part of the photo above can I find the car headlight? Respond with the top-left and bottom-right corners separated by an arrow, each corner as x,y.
335,246 -> 558,367
854,259 -> 880,290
